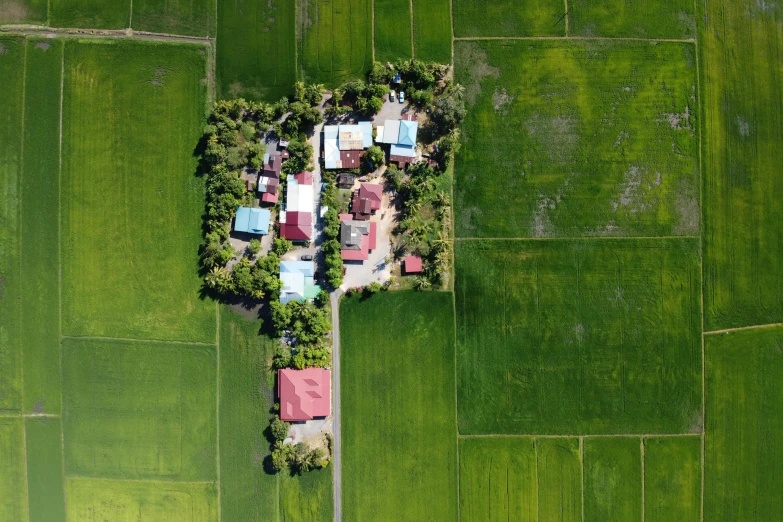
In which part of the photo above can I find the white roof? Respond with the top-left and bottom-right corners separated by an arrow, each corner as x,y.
324,125 -> 340,169
375,126 -> 385,143
286,178 -> 314,213
279,261 -> 315,303
381,120 -> 400,144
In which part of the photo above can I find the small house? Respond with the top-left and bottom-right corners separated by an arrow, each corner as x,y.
279,260 -> 321,303
278,368 -> 331,421
233,207 -> 270,235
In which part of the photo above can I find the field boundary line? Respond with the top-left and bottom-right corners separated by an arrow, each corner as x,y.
215,305 -> 222,522
0,413 -> 60,418
563,0 -> 569,36
451,290 -> 460,522
580,436 -> 585,522
61,335 -> 217,347
703,322 -> 783,335
453,35 -> 696,43
128,0 -> 133,29
460,433 -> 701,439
66,475 -> 216,485
641,437 -> 645,522
448,0 -> 455,64
58,43 -> 69,518
455,235 -> 700,241
408,0 -> 415,57
534,437 -> 540,522
0,26 -> 214,45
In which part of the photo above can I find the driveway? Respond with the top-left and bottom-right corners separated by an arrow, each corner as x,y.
330,289 -> 344,522
371,97 -> 416,125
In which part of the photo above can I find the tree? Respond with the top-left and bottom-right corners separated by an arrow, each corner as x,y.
363,145 -> 385,173
270,416 -> 290,441
248,239 -> 262,256
450,83 -> 466,101
205,266 -> 234,293
273,238 -> 292,256
413,276 -> 431,290
431,96 -> 466,132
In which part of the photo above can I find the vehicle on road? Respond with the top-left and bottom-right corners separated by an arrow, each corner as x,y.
389,90 -> 395,101
398,91 -> 405,103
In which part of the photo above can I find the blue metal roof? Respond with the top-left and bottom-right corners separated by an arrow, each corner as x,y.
234,207 -> 270,235
397,120 -> 418,147
390,144 -> 416,157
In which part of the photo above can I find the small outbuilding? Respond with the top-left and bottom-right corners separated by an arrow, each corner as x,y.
403,255 -> 423,274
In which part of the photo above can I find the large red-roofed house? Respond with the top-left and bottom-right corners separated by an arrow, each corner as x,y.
351,183 -> 383,220
278,368 -> 331,421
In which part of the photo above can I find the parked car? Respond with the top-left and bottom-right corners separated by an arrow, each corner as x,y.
300,255 -> 314,261
389,90 -> 395,101
398,91 -> 405,103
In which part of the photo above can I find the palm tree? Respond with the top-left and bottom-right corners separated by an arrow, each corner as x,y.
413,277 -> 431,291
451,83 -> 465,101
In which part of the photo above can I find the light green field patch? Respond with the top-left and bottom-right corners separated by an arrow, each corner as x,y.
459,437 -> 537,521
374,0 -> 412,63
700,0 -> 783,330
454,39 -> 699,239
0,418 -> 28,521
61,39 -> 215,343
132,0 -> 217,37
453,0 -> 565,37
412,0 -> 451,62
217,0 -> 297,101
341,292 -> 458,521
67,477 -> 218,521
279,468 -> 333,522
21,38 -> 63,415
644,436 -> 701,522
705,326 -> 783,520
456,239 -> 702,435
0,0 -> 47,24
50,0 -> 130,29
537,437 -> 581,522
0,36 -> 25,414
299,0 -> 372,85
584,436 -> 642,522
26,418 -> 67,522
219,307 -> 279,522
569,0 -> 696,39
62,338 -> 216,481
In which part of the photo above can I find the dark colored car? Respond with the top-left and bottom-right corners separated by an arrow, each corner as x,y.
300,254 -> 314,261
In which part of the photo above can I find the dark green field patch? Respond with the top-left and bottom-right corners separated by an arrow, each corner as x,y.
569,0 -> 696,39
705,326 -> 783,521
0,0 -> 47,24
412,0 -> 451,62
0,418 -> 28,521
299,0 -> 372,86
700,0 -> 783,330
62,338 -> 217,481
374,0 -> 412,63
584,437 -> 642,522
456,239 -> 702,435
217,0 -> 296,101
279,468 -> 333,522
21,38 -> 63,415
453,0 -> 565,37
219,307 -> 279,522
454,39 -> 699,239
537,437 -> 581,522
61,40 -> 215,343
0,36 -> 25,414
341,291 -> 458,521
132,0 -> 216,37
644,436 -> 701,522
26,418 -> 67,522
50,0 -> 130,29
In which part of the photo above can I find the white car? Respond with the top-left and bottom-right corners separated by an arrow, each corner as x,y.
398,91 -> 405,103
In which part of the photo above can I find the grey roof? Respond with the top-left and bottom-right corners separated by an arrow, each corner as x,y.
340,220 -> 371,250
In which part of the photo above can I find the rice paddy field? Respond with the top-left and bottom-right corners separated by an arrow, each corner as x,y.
49,0 -> 130,29
455,238 -> 702,435
453,0 -> 565,37
412,0 -> 452,62
340,291 -> 458,521
131,0 -> 216,36
583,436 -> 642,522
0,0 -> 47,24
217,0 -> 297,101
374,0 -> 412,64
700,0 -> 783,330
454,39 -> 700,239
568,0 -> 696,39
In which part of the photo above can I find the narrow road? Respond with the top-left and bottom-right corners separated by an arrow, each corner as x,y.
330,289 -> 344,522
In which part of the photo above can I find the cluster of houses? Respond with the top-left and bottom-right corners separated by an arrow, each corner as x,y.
323,115 -> 419,171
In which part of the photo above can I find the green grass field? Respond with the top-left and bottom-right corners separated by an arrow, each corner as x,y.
0,418 -> 27,521
25,418 -> 67,522
537,437 -> 581,521
67,477 -> 218,520
700,0 -> 783,330
0,36 -> 25,414
341,291 -> 458,521
454,39 -> 699,239
456,239 -> 702,435
412,0 -> 451,62
217,0 -> 297,101
459,437 -> 537,521
374,0 -> 412,63
584,436 -> 642,522
705,326 -> 783,520
279,468 -> 333,522
644,436 -> 701,522
568,0 -> 695,39
219,307 -> 279,521
62,338 -> 217,480
61,40 -> 215,343
0,0 -> 48,23
453,0 -> 565,37
21,38 -> 63,415
50,0 -> 130,29
132,0 -> 216,36
299,0 -> 372,85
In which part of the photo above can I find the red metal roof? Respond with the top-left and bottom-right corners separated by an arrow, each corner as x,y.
369,222 -> 377,250
261,192 -> 278,204
403,256 -> 423,273
263,153 -> 282,178
278,368 -> 331,421
359,183 -> 383,206
341,235 -> 369,261
294,171 -> 313,185
280,211 -> 312,241
339,150 -> 363,169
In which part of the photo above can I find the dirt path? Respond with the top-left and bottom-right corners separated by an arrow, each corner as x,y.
0,25 -> 213,45
330,289 -> 344,521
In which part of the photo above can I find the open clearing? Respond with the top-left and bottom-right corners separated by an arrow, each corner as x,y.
705,326 -> 783,520
21,38 -> 63,415
217,0 -> 297,101
700,0 -> 783,330
298,0 -> 372,86
644,435 -> 701,522
67,477 -> 218,520
62,338 -> 217,481
568,0 -> 696,39
0,35 -> 25,414
0,418 -> 27,521
61,39 -> 215,343
455,238 -> 702,435
411,0 -> 451,62
454,39 -> 699,239
583,436 -> 642,522
49,0 -> 130,29
26,418 -> 67,522
0,0 -> 47,24
341,291 -> 458,521
453,0 -> 565,37
374,0 -> 412,63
